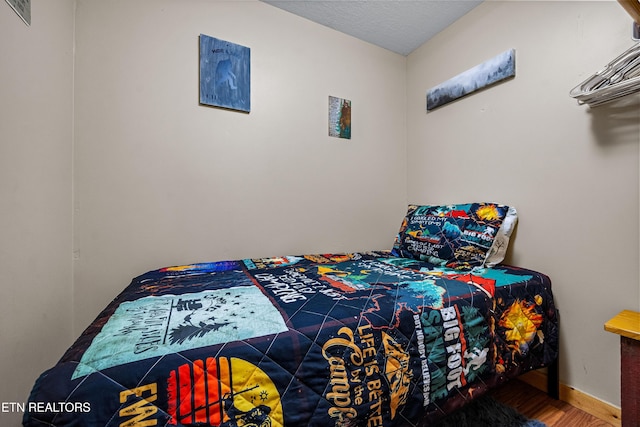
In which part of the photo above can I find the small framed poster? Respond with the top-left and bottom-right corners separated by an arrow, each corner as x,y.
199,34 -> 250,113
328,96 -> 351,139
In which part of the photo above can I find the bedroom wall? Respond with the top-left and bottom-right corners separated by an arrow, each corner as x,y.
406,0 -> 639,409
72,0 -> 407,334
0,1 -> 75,425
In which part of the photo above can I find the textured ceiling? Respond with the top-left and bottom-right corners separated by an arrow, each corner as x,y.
261,0 -> 483,56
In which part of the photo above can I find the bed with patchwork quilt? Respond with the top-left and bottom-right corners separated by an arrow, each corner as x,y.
23,203 -> 559,427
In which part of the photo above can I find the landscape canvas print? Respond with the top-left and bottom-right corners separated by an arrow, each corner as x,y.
427,49 -> 515,111
199,34 -> 251,112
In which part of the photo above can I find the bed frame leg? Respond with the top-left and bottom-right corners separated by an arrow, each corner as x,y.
547,309 -> 560,399
547,357 -> 560,399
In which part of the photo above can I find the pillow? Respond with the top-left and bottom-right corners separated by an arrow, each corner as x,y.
391,203 -> 517,269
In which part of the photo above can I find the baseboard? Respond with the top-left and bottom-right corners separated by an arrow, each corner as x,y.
519,370 -> 621,427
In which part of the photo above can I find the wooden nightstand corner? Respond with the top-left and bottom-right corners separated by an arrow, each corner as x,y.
605,310 -> 640,427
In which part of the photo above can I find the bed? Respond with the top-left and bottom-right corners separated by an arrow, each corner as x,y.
23,203 -> 559,427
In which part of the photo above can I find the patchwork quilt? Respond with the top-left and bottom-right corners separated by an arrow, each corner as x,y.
24,251 -> 558,427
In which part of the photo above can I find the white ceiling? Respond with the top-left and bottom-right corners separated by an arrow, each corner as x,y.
261,0 -> 483,56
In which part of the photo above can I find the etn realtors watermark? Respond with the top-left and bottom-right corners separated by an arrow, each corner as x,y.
2,401 -> 91,413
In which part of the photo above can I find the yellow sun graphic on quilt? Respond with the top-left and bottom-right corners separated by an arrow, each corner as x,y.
499,300 -> 543,353
475,204 -> 500,221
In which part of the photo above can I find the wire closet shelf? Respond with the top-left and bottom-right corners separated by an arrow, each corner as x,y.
570,0 -> 640,107
570,42 -> 640,107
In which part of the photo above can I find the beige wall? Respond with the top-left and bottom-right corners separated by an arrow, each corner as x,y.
407,1 -> 639,407
72,0 -> 407,333
0,1 -> 75,425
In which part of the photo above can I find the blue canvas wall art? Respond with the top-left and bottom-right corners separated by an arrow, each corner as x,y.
426,49 -> 515,111
200,34 -> 250,112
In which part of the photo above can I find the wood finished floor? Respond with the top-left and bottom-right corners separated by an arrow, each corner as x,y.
490,379 -> 617,427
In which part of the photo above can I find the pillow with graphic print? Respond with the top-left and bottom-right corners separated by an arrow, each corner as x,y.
391,203 -> 517,269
